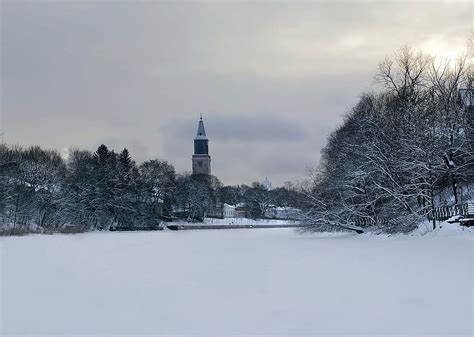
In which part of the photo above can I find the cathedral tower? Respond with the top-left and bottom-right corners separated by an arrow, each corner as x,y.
192,115 -> 211,175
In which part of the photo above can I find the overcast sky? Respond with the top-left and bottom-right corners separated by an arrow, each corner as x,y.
1,0 -> 471,185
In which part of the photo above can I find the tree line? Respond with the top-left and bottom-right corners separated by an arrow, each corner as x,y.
1,46 -> 472,235
302,47 -> 473,233
0,144 -> 305,233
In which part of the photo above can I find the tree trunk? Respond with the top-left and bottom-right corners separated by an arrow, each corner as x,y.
430,188 -> 436,230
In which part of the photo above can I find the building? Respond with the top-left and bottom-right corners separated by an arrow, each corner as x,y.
235,203 -> 251,218
192,115 -> 211,175
261,177 -> 272,190
221,203 -> 250,218
459,88 -> 473,112
265,206 -> 301,220
460,88 -> 473,150
222,203 -> 236,218
459,88 -> 474,184
460,88 -> 473,131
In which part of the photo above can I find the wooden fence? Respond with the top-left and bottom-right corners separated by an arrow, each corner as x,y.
352,217 -> 389,227
428,203 -> 474,221
350,203 -> 474,227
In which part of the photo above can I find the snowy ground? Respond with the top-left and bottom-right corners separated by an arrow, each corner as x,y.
1,224 -> 473,337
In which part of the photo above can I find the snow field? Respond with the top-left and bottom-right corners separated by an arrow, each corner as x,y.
1,225 -> 473,337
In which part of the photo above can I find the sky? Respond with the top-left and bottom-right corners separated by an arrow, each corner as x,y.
1,0 -> 472,186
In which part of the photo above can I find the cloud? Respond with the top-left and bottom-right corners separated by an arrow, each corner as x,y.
1,0 -> 471,185
165,115 -> 308,143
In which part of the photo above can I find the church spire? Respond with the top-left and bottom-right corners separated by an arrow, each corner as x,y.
195,115 -> 208,140
192,115 -> 211,175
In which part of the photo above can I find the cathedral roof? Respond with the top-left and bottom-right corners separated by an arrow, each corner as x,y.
195,116 -> 208,140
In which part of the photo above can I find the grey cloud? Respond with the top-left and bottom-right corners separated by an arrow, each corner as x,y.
1,0 -> 471,185
166,115 -> 308,143
209,117 -> 307,142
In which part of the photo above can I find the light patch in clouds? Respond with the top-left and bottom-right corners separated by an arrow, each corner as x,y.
196,1 -> 471,79
420,37 -> 469,63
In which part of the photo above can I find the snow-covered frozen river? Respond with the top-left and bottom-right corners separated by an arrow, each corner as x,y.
1,226 -> 473,336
